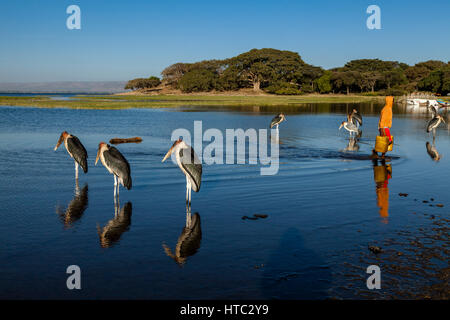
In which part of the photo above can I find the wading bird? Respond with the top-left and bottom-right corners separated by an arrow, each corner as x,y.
54,131 -> 88,180
339,114 -> 360,137
95,142 -> 132,198
270,113 -> 286,129
427,108 -> 445,139
351,109 -> 363,127
162,138 -> 202,206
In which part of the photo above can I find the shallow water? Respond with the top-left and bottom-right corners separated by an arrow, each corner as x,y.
0,103 -> 448,299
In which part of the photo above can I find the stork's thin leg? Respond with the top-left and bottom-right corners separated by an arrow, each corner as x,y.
114,175 -> 117,199
188,180 -> 192,206
75,161 -> 79,180
186,176 -> 189,206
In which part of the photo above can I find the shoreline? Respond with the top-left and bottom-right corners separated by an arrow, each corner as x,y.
0,94 -> 386,110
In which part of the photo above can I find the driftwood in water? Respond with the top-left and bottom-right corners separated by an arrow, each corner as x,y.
109,137 -> 143,145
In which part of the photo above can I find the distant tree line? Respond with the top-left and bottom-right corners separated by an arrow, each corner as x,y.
125,48 -> 450,95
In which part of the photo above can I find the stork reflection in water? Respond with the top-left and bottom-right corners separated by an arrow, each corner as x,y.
426,141 -> 441,161
56,180 -> 88,228
163,206 -> 202,266
97,202 -> 132,248
343,137 -> 360,152
162,138 -> 202,206
54,131 -> 88,180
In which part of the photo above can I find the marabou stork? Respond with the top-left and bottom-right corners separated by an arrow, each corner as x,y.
270,113 -> 286,129
54,131 -> 88,180
427,107 -> 445,139
339,114 -> 360,137
95,142 -> 132,198
162,138 -> 202,206
351,109 -> 363,127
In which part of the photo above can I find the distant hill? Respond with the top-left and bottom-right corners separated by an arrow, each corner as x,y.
0,81 -> 128,93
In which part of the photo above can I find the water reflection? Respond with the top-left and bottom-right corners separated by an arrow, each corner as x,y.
342,137 -> 360,152
163,207 -> 202,266
56,181 -> 88,228
372,161 -> 392,222
97,202 -> 132,248
426,141 -> 441,161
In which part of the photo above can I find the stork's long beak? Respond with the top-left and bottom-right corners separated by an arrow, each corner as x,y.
95,147 -> 101,165
162,146 -> 175,162
54,133 -> 64,151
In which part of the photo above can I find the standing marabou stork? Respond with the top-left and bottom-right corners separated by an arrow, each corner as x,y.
339,114 -> 359,137
351,109 -> 363,127
162,138 -> 202,206
54,131 -> 88,180
270,113 -> 286,130
427,107 -> 445,140
95,142 -> 132,199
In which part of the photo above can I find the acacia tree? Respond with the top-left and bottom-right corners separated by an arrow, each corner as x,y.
161,63 -> 191,87
226,49 -> 305,91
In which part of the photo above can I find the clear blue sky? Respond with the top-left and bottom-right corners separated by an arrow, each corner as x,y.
1,0 -> 449,82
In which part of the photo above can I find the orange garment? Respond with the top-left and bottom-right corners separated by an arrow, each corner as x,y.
378,96 -> 394,128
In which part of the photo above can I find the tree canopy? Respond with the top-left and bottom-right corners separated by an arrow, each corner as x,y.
126,49 -> 450,95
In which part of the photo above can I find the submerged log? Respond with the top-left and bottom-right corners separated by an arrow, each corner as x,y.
109,137 -> 143,145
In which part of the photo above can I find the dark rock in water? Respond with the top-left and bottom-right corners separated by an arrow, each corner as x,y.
436,204 -> 444,208
399,193 -> 408,197
242,216 -> 258,220
430,198 -> 434,202
423,200 -> 429,203
369,245 -> 383,254
254,214 -> 268,219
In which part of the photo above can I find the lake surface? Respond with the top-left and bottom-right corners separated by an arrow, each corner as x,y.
0,102 -> 448,299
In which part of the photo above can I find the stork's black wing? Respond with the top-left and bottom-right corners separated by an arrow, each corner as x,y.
427,117 -> 439,133
352,112 -> 363,126
67,135 -> 88,173
270,115 -> 283,128
179,147 -> 202,192
103,146 -> 132,189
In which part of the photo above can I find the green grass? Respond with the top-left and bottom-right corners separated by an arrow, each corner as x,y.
0,94 -> 384,110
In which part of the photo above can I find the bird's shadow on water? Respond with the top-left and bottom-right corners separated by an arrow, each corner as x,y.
261,228 -> 332,299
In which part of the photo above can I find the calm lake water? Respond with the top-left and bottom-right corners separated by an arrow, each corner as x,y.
0,102 -> 448,299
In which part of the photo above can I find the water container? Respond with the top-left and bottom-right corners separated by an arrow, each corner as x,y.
375,136 -> 394,153
375,136 -> 389,153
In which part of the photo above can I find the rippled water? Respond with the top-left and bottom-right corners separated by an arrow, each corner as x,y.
0,102 -> 448,299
